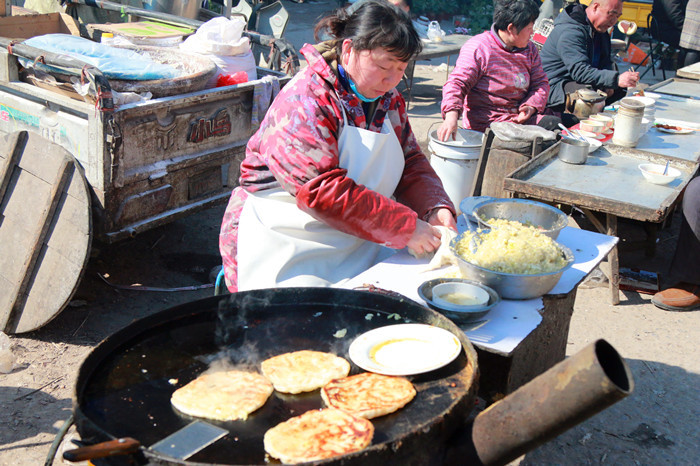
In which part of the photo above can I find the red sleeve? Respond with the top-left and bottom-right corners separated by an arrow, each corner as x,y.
297,169 -> 417,249
392,94 -> 456,220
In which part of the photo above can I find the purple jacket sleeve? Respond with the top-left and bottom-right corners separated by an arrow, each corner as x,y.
520,46 -> 550,112
441,40 -> 484,118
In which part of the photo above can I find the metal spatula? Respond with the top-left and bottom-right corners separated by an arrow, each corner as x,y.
150,420 -> 228,460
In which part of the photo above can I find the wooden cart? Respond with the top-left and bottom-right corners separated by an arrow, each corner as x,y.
0,6 -> 292,333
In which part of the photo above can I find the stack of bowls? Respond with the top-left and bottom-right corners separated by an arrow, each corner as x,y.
578,119 -> 605,139
589,113 -> 614,134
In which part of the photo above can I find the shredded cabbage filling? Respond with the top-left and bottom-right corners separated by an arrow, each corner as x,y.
455,219 -> 567,274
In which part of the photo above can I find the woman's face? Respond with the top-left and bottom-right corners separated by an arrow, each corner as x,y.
509,22 -> 534,49
342,40 -> 408,99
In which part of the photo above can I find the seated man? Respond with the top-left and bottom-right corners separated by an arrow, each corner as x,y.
652,176 -> 700,312
438,0 -> 569,140
540,0 -> 639,114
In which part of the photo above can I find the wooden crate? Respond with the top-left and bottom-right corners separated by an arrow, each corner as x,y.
0,11 -> 80,39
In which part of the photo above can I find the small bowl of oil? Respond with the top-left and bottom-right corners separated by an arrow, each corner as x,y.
417,278 -> 500,323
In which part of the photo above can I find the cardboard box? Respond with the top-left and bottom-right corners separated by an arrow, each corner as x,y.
88,20 -> 195,40
0,11 -> 80,39
622,43 -> 650,66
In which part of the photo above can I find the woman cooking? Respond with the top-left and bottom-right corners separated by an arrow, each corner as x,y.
219,1 -> 456,292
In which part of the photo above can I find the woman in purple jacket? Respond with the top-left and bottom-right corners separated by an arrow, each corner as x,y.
437,0 -> 569,141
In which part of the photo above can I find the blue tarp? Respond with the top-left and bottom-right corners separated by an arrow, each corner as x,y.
22,34 -> 181,80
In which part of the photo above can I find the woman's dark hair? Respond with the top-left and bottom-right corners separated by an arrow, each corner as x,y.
313,0 -> 422,62
492,0 -> 540,32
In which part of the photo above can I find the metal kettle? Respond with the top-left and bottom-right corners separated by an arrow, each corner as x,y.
570,88 -> 607,119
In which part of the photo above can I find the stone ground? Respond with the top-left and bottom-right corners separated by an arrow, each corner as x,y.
1,1 -> 698,465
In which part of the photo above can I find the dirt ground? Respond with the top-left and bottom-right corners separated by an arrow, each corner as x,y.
1,1 -> 699,465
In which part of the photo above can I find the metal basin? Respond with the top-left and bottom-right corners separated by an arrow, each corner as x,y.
473,198 -> 568,240
449,235 -> 575,300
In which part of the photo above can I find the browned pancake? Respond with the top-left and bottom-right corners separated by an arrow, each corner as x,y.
261,350 -> 350,394
263,408 -> 374,464
321,372 -> 416,419
170,370 -> 272,421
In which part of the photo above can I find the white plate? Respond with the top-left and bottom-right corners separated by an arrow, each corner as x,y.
655,126 -> 694,134
348,324 -> 462,376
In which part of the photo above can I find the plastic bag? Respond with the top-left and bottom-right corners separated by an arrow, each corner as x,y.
24,0 -> 61,13
427,21 -> 446,43
180,17 -> 250,56
206,50 -> 257,87
217,71 -> 248,87
22,34 -> 181,80
490,121 -> 557,141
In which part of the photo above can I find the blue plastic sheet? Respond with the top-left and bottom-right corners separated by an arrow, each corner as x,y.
21,34 -> 181,80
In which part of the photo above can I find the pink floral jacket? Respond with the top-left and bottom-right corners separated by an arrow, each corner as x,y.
441,28 -> 550,132
219,43 -> 454,291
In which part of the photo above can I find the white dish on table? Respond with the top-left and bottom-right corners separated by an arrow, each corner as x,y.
348,323 -> 462,376
432,282 -> 490,309
577,130 -> 605,139
564,135 -> 602,153
655,125 -> 695,134
638,163 -> 681,185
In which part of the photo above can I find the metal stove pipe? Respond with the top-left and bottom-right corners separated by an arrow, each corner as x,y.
466,339 -> 633,465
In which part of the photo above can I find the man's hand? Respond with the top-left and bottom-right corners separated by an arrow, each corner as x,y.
514,105 -> 536,123
618,70 -> 640,88
437,111 -> 460,142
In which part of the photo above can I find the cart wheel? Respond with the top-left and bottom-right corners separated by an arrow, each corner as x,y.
0,131 -> 92,334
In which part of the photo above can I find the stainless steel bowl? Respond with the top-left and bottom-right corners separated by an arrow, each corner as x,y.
449,235 -> 575,300
558,138 -> 590,164
417,278 -> 501,323
473,199 -> 568,239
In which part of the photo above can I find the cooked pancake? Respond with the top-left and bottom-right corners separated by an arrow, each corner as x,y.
263,408 -> 374,464
321,372 -> 416,419
170,370 -> 272,421
261,350 -> 350,394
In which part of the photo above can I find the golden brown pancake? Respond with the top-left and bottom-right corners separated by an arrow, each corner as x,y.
321,372 -> 416,419
261,350 -> 350,394
170,370 -> 272,421
263,408 -> 374,464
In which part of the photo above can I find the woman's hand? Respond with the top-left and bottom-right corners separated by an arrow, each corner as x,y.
437,111 -> 460,142
514,105 -> 536,123
406,220 -> 442,256
427,207 -> 457,231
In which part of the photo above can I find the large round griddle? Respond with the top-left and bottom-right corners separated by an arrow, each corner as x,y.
73,288 -> 478,465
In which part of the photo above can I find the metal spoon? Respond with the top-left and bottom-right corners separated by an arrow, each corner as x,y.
574,129 -> 590,142
462,213 -> 482,254
663,160 -> 670,175
558,123 -> 585,142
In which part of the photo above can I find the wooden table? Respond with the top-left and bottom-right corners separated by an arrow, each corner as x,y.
504,143 -> 698,305
403,34 -> 471,107
344,226 -> 617,399
504,79 -> 700,305
676,62 -> 700,80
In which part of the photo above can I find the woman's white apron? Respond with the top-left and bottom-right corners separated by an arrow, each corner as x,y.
237,105 -> 405,290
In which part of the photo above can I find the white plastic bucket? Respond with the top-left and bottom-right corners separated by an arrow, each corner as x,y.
428,128 -> 483,213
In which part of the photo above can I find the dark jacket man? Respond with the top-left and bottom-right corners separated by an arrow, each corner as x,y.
540,0 -> 638,109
